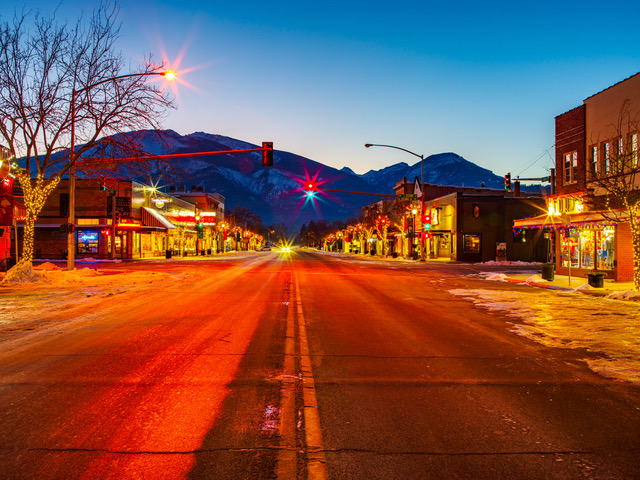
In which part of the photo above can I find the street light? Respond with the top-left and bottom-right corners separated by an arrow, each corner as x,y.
67,70 -> 176,270
365,143 -> 426,261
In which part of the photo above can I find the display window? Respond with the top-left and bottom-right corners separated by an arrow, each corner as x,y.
561,227 -> 614,270
463,234 -> 481,254
77,230 -> 99,254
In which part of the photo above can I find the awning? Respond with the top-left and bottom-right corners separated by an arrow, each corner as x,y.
142,207 -> 177,231
514,211 -> 611,228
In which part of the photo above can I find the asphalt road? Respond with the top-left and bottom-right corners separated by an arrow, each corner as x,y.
0,251 -> 639,479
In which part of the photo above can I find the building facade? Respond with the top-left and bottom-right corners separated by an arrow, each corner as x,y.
514,72 -> 640,281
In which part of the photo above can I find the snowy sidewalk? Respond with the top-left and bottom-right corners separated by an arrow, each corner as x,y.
504,272 -> 637,297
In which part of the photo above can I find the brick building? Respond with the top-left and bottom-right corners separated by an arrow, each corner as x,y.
514,72 -> 640,281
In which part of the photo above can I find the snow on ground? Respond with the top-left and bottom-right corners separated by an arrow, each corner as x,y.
448,288 -> 640,385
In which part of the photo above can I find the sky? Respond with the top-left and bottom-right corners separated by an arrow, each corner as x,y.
2,0 -> 640,177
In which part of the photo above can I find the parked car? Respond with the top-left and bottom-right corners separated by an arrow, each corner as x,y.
260,245 -> 272,251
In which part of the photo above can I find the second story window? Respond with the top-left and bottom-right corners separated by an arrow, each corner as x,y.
603,142 -> 611,174
564,151 -> 577,184
631,133 -> 638,169
590,146 -> 598,177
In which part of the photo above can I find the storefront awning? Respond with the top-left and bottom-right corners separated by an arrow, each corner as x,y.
514,211 -> 612,228
142,207 -> 177,231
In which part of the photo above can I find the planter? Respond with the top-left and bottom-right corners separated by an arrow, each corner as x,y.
586,272 -> 605,288
541,263 -> 555,281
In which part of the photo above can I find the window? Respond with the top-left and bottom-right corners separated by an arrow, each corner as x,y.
59,193 -> 69,217
603,142 -> 610,174
631,133 -> 638,168
590,146 -> 598,177
613,137 -> 623,174
564,151 -> 577,184
462,234 -> 481,254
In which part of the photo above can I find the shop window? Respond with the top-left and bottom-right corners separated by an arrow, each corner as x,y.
77,230 -> 99,254
462,234 -> 481,254
561,227 -> 614,270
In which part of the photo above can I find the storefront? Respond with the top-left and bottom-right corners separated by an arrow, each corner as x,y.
513,194 -> 625,280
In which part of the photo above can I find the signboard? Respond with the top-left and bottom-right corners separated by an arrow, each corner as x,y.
398,194 -> 418,202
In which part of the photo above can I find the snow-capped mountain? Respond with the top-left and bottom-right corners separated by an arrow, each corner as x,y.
70,130 -> 512,226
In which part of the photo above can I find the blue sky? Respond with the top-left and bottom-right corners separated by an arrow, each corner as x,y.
3,1 -> 639,177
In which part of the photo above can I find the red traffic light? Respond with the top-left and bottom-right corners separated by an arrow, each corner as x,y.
262,142 -> 273,167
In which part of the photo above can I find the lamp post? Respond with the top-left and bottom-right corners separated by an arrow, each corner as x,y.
67,70 -> 175,270
365,143 -> 426,261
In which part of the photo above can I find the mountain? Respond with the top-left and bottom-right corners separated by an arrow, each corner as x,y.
44,130 -> 513,227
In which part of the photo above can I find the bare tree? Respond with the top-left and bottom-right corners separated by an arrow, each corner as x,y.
0,1 -> 175,263
587,98 -> 640,291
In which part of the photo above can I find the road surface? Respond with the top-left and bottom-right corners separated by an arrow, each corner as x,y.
0,251 -> 639,479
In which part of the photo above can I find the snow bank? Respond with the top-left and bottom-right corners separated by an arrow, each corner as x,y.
476,260 -> 541,267
1,260 -> 98,286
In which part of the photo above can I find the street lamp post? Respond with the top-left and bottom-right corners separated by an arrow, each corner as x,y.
365,143 -> 426,261
67,70 -> 175,270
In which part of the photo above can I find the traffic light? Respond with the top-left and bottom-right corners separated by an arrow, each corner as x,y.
423,213 -> 431,231
504,173 -> 511,192
305,182 -> 316,198
262,142 -> 273,167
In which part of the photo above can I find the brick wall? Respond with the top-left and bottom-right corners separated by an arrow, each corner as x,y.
555,105 -> 586,196
615,222 -> 634,282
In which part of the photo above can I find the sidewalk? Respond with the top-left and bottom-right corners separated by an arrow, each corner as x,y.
505,271 -> 636,295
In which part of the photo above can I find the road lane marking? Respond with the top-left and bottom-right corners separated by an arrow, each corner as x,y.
277,276 -> 297,479
294,274 -> 328,480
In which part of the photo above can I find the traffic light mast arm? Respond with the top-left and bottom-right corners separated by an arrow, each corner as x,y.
80,146 -> 273,167
322,188 -> 396,197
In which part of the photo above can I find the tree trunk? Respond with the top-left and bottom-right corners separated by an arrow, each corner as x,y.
17,175 -> 61,264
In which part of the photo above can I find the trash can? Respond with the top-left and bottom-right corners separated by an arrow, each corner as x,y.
587,272 -> 605,288
165,249 -> 172,259
541,262 -> 555,281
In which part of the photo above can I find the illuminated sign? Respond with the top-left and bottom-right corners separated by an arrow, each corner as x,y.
548,196 -> 583,216
151,197 -> 172,208
79,232 -> 99,242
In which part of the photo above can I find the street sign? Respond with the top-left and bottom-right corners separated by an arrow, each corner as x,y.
398,194 -> 417,201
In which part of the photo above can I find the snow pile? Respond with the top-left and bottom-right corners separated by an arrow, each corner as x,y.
606,290 -> 640,301
448,288 -> 640,385
1,261 -> 43,285
485,273 -> 509,282
572,283 -> 593,293
476,260 -> 541,267
1,260 -> 99,286
34,262 -> 63,271
525,274 -> 547,284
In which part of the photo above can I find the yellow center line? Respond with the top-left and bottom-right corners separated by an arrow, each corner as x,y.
277,275 -> 297,479
294,273 -> 328,480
